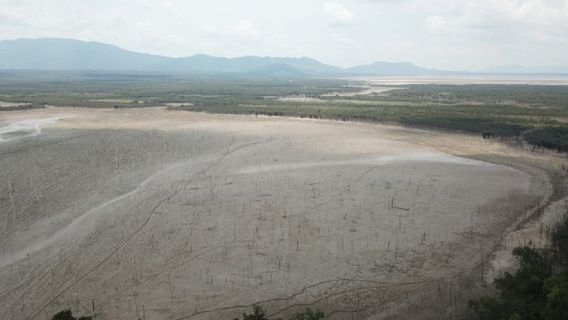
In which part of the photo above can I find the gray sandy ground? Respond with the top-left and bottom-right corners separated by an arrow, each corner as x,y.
0,108 -> 548,319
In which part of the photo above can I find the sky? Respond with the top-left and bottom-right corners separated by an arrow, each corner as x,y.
1,0 -> 568,70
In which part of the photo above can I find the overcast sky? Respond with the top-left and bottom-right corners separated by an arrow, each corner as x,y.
1,0 -> 568,70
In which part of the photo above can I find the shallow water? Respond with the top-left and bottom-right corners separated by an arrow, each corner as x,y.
0,117 -> 59,142
235,152 -> 492,174
0,101 -> 31,108
349,75 -> 568,85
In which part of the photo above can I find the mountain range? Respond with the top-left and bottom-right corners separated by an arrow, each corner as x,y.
0,38 -> 566,76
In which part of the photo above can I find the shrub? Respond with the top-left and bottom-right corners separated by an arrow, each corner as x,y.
234,306 -> 325,320
235,306 -> 269,320
470,212 -> 568,320
51,309 -> 92,320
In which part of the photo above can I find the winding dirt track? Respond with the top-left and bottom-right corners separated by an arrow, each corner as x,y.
0,107 -> 564,320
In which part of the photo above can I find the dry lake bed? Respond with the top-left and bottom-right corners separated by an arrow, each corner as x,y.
0,107 -> 553,319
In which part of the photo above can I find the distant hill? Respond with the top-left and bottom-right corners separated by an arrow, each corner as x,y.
344,61 -> 442,76
0,38 -> 171,71
6,37 -> 563,77
0,38 -> 340,76
174,54 -> 341,75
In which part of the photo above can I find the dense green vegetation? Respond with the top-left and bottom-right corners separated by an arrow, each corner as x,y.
525,128 -> 568,153
469,213 -> 568,320
0,71 -> 350,108
1,71 -> 567,152
183,84 -> 568,143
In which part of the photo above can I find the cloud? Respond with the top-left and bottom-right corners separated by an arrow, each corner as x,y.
331,32 -> 353,45
425,0 -> 568,30
424,0 -> 568,42
234,19 -> 260,38
0,0 -> 566,69
530,31 -> 568,45
360,0 -> 408,3
426,15 -> 448,31
324,2 -> 354,27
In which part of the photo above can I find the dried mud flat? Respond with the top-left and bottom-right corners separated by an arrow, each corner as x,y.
0,107 -> 561,320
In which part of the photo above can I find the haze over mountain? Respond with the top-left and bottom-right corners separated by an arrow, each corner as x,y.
0,38 -> 565,76
0,38 -> 439,76
0,38 -> 340,75
345,61 -> 445,76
